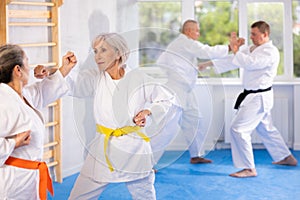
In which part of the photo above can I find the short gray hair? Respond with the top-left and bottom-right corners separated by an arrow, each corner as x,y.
92,33 -> 130,65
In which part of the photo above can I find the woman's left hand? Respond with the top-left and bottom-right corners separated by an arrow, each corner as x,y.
133,109 -> 151,127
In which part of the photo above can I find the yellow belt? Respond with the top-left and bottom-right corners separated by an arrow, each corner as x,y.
96,124 -> 150,172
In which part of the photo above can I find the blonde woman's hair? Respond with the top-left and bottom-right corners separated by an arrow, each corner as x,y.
92,33 -> 130,65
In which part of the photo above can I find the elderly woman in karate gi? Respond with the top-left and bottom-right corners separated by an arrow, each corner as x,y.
200,21 -> 298,178
0,44 -> 77,199
67,33 -> 177,200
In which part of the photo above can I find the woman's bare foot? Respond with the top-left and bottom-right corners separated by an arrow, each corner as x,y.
272,155 -> 298,166
229,168 -> 257,178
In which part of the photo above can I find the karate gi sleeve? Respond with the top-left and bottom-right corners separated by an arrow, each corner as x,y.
0,137 -> 16,167
232,46 -> 279,71
65,68 -> 97,98
23,70 -> 69,109
0,105 -> 30,166
145,83 -> 176,123
0,138 -> 15,166
185,39 -> 229,59
212,55 -> 240,74
143,80 -> 181,152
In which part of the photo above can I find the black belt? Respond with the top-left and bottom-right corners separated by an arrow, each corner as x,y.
234,87 -> 272,109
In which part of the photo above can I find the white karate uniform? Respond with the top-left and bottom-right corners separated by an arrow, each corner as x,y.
68,67 -> 177,200
212,41 -> 291,169
157,34 -> 229,158
0,71 -> 69,199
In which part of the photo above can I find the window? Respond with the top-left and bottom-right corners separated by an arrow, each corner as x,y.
195,0 -> 239,78
247,2 -> 284,76
238,0 -> 292,80
138,1 -> 181,67
136,0 -> 294,80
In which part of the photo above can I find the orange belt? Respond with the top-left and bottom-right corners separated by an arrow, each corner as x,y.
5,156 -> 54,200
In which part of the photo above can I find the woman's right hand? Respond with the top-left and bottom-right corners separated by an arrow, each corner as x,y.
59,51 -> 77,77
133,110 -> 151,127
13,130 -> 31,148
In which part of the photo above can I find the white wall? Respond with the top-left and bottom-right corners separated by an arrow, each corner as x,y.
294,85 -> 300,150
164,81 -> 300,153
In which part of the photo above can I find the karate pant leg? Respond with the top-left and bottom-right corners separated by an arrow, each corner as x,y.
68,173 -> 108,200
181,112 -> 205,158
255,112 -> 291,162
230,97 -> 266,169
181,90 -> 205,158
164,80 -> 206,158
126,172 -> 156,200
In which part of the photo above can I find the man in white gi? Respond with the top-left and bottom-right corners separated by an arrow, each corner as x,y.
200,21 -> 298,177
156,19 -> 232,164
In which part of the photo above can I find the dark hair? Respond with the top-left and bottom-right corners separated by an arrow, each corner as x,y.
251,21 -> 270,35
0,44 -> 25,83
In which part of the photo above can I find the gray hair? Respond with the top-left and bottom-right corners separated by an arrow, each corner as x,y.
92,33 -> 130,65
0,44 -> 25,83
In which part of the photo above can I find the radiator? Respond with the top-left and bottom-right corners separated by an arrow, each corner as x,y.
224,97 -> 289,144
